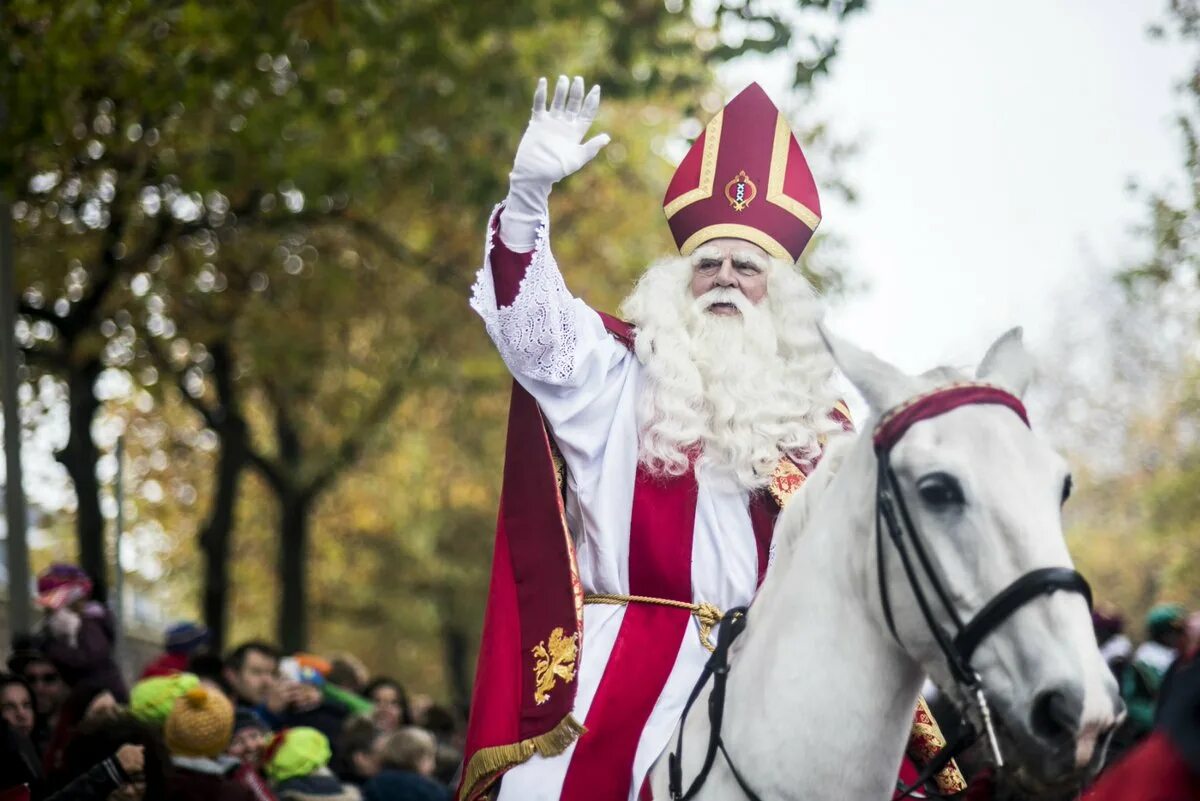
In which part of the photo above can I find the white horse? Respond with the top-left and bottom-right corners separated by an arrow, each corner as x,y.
647,327 -> 1123,800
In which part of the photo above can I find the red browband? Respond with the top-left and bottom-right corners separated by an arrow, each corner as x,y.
872,383 -> 1030,454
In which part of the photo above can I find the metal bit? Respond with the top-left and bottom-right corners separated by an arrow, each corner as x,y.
974,685 -> 1004,768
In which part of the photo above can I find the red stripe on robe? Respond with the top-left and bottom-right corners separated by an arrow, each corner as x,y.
559,465 -> 699,800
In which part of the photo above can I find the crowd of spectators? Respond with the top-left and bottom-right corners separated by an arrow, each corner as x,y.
5,562 -> 1197,800
0,564 -> 461,801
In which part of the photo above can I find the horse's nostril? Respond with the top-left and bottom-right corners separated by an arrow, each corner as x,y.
1030,687 -> 1080,744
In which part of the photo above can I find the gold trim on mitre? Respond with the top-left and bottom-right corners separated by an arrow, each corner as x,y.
766,112 -> 821,231
664,110 -> 724,219
458,714 -> 586,801
679,223 -> 790,261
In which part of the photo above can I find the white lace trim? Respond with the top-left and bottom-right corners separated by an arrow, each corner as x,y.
469,204 -> 578,384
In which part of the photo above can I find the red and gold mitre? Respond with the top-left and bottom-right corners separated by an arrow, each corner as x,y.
662,82 -> 821,262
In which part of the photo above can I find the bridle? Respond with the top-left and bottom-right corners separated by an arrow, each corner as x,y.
668,382 -> 1093,801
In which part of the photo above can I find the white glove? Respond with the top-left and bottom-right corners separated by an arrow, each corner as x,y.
498,75 -> 610,250
48,607 -> 82,647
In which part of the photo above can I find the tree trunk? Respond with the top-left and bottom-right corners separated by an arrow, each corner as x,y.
197,343 -> 247,654
56,357 -> 107,601
277,491 -> 311,652
441,618 -> 472,715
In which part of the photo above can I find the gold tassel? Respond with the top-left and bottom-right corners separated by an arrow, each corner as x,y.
458,714 -> 586,801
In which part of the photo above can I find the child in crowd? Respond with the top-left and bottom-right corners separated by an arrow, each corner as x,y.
163,685 -> 256,801
265,726 -> 360,801
362,727 -> 449,801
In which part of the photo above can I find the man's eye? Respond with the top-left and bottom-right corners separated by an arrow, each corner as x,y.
735,263 -> 760,275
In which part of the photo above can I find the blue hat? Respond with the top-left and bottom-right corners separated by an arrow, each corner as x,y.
165,622 -> 210,654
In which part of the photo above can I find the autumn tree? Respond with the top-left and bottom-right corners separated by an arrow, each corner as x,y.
5,0 -> 868,661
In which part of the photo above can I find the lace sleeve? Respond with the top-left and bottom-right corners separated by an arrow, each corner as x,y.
469,205 -> 579,385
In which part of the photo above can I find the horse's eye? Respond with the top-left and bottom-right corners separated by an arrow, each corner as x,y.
1061,475 -> 1073,505
916,473 -> 964,508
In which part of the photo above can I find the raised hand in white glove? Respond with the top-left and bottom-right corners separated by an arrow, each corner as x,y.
499,75 -> 610,250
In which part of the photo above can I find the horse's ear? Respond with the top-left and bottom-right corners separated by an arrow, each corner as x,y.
818,322 -> 913,413
976,327 -> 1035,398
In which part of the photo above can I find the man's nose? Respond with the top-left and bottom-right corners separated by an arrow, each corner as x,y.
714,260 -> 738,286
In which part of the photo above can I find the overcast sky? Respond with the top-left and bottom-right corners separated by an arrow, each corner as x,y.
729,0 -> 1191,379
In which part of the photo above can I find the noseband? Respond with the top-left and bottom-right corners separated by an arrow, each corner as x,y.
875,383 -> 1092,781
669,383 -> 1093,801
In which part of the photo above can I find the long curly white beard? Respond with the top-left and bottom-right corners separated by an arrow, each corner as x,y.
619,256 -> 841,490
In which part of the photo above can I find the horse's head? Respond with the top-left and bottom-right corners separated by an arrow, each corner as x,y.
821,325 -> 1122,792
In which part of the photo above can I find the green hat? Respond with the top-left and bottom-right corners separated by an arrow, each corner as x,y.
1146,603 -> 1186,637
264,726 -> 332,783
130,672 -> 200,725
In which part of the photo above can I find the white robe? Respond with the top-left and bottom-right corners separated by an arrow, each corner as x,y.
470,209 -> 764,801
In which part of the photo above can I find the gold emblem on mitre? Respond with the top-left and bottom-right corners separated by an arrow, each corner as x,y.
724,170 -> 757,212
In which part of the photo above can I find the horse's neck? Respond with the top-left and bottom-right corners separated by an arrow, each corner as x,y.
686,440 -> 926,799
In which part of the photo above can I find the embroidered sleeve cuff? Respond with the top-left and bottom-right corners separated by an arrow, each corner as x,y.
469,203 -> 580,385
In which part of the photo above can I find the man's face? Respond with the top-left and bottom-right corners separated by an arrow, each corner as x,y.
227,650 -> 278,705
1,682 -> 35,737
689,238 -> 771,314
21,660 -> 66,717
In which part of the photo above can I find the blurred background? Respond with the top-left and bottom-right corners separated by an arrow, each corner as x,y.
2,0 -> 1197,717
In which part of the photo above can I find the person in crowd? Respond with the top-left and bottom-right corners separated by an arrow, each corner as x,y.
413,706 -> 463,787
362,727 -> 449,801
224,642 -> 281,711
333,716 -> 384,788
43,679 -> 125,783
140,622 -> 210,679
129,672 -> 200,729
1084,652 -> 1200,800
8,648 -> 66,756
1093,606 -> 1133,681
1,674 -> 37,743
0,715 -> 42,796
226,709 -> 276,801
1123,602 -> 1187,737
188,652 -> 233,695
45,742 -> 145,801
264,727 -> 361,801
33,565 -> 127,702
362,679 -> 408,734
57,712 -> 170,801
163,685 -> 257,801
228,708 -> 270,764
326,654 -> 369,696
295,655 -> 370,718
259,658 -> 348,747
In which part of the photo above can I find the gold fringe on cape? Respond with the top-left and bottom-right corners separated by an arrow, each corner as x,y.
458,714 -> 586,801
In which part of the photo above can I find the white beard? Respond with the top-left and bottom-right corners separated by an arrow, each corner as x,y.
619,256 -> 842,491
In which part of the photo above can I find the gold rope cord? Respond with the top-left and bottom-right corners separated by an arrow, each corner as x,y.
584,593 -> 723,652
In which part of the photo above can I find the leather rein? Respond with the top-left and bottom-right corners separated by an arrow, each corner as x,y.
668,383 -> 1093,801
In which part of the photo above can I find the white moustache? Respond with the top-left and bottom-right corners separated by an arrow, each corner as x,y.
692,288 -> 751,315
